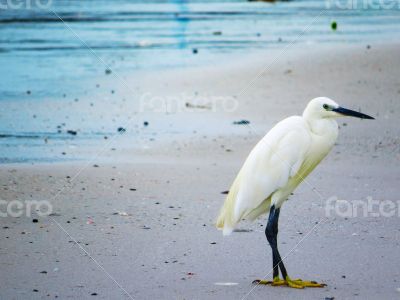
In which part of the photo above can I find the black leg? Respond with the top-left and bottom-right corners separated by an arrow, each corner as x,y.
255,205 -> 326,288
265,205 -> 288,279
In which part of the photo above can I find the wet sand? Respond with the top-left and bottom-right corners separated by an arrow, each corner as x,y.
1,42 -> 400,299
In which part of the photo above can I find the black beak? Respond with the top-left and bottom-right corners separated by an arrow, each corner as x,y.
332,106 -> 375,119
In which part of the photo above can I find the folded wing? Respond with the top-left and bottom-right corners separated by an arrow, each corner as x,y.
216,116 -> 312,235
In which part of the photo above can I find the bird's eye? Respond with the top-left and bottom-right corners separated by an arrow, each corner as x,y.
323,104 -> 329,109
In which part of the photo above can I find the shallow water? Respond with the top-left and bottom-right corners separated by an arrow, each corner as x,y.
1,0 -> 400,101
0,0 -> 399,162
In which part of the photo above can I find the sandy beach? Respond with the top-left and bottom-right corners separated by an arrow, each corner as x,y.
1,42 -> 400,300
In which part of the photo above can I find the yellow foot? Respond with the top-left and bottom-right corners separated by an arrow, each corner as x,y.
252,276 -> 326,289
286,277 -> 327,289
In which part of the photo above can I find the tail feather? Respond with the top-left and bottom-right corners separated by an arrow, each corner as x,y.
216,173 -> 242,235
216,171 -> 272,235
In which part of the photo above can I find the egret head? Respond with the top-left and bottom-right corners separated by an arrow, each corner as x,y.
303,97 -> 374,120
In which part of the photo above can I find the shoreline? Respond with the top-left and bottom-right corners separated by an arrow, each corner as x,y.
1,40 -> 399,165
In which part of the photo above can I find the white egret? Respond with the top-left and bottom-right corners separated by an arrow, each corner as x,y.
216,97 -> 374,288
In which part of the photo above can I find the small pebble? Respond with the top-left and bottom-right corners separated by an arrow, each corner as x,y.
233,120 -> 250,125
67,130 -> 77,136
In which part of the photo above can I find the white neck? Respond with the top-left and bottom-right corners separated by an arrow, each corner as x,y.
303,113 -> 338,137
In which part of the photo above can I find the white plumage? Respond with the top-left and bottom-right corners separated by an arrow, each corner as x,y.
216,97 -> 366,235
